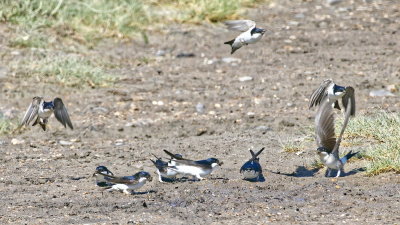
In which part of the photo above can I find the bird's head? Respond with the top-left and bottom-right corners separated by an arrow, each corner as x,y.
317,147 -> 330,157
251,27 -> 266,35
135,171 -> 152,181
207,158 -> 223,167
95,166 -> 112,175
332,84 -> 346,97
43,101 -> 54,109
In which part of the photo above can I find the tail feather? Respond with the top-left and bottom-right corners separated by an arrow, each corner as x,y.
163,150 -> 181,159
224,39 -> 235,46
224,39 -> 240,54
32,117 -> 39,127
340,151 -> 359,164
150,159 -> 157,166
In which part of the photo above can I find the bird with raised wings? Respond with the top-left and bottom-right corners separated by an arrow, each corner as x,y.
223,20 -> 265,54
315,97 -> 358,177
309,79 -> 356,116
20,96 -> 73,131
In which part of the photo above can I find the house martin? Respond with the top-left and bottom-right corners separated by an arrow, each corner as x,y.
163,150 -> 223,180
315,97 -> 358,177
309,79 -> 356,116
94,170 -> 152,195
20,96 -> 73,131
240,147 -> 265,182
150,154 -> 181,182
93,166 -> 114,187
223,20 -> 265,54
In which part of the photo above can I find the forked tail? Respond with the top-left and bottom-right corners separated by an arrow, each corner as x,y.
224,39 -> 235,46
224,39 -> 238,54
340,151 -> 359,164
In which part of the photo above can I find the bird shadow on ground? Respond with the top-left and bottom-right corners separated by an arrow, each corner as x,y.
325,167 -> 366,177
242,174 -> 266,182
267,166 -> 321,177
133,190 -> 157,195
268,166 -> 365,178
172,176 -> 268,183
163,177 -> 229,183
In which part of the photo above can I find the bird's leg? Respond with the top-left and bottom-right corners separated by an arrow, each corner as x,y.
123,189 -> 132,195
327,168 -> 332,177
336,169 -> 341,178
158,175 -> 164,183
195,174 -> 204,181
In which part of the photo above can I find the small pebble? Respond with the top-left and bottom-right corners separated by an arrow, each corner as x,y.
239,76 -> 253,82
386,84 -> 397,93
222,57 -> 241,64
247,112 -> 255,118
327,0 -> 342,5
155,50 -> 166,56
369,89 -> 395,97
196,103 -> 205,113
255,126 -> 272,131
59,140 -> 73,146
11,138 -> 24,145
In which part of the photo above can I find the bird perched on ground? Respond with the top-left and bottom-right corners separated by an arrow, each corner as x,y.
315,97 -> 358,177
93,166 -> 114,187
93,170 -> 152,195
20,97 -> 73,131
163,150 -> 223,180
150,153 -> 183,182
223,20 -> 265,54
309,79 -> 356,116
240,147 -> 265,182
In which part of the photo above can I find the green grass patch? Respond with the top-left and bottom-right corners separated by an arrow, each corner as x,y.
341,111 -> 400,175
310,158 -> 325,169
0,117 -> 18,135
157,0 -> 258,23
304,111 -> 400,176
1,0 -> 267,47
279,137 -> 305,153
11,54 -> 115,88
8,32 -> 49,48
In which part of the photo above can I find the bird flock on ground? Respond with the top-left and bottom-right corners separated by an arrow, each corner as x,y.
18,20 -> 359,195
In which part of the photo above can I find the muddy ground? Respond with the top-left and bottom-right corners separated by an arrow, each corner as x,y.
1,0 -> 400,224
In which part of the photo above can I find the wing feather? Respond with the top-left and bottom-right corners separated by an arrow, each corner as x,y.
342,86 -> 356,116
315,100 -> 337,153
21,97 -> 41,126
53,98 -> 73,129
224,20 -> 256,32
309,79 -> 333,109
163,149 -> 185,160
95,172 -> 139,185
332,98 -> 352,156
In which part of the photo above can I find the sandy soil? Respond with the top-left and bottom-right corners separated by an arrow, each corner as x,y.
0,0 -> 399,224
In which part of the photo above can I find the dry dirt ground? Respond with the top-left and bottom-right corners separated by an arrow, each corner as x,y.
1,0 -> 400,224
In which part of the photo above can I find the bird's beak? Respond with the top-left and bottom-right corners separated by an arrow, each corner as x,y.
218,161 -> 224,166
261,29 -> 266,34
148,176 -> 153,181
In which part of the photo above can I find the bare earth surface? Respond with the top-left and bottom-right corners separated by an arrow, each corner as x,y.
1,0 -> 400,224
